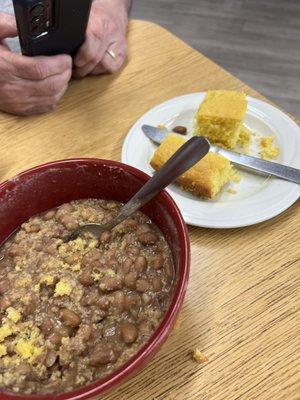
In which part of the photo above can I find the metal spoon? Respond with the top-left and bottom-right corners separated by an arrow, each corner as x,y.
66,136 -> 210,242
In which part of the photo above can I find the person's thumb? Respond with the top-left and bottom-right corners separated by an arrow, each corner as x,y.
0,13 -> 18,41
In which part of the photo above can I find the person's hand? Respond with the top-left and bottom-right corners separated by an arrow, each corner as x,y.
73,0 -> 129,78
0,13 -> 72,116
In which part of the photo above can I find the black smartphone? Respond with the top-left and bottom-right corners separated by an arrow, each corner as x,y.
12,0 -> 92,57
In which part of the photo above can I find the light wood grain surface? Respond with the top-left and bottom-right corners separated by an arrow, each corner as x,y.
0,20 -> 299,400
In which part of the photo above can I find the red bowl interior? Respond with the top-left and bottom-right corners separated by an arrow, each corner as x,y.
0,158 -> 190,400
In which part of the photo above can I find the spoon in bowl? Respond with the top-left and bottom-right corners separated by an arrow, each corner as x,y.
66,136 -> 210,242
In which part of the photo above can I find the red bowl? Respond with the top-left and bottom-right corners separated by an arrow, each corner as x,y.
0,158 -> 190,400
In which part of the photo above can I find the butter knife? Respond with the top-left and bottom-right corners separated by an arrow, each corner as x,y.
142,124 -> 300,185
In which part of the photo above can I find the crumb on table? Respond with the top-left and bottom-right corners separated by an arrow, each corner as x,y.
191,348 -> 209,364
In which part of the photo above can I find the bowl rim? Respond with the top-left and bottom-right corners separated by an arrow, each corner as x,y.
0,158 -> 190,400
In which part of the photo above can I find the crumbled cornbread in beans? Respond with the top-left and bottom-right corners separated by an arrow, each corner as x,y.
0,199 -> 174,395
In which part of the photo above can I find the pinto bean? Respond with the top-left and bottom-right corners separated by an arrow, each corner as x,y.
43,210 -> 56,221
82,248 -> 102,267
121,322 -> 138,344
8,244 -> 24,258
29,224 -> 40,233
141,293 -> 151,305
48,331 -> 63,347
15,363 -> 32,377
77,324 -> 93,341
40,319 -> 54,335
97,296 -> 110,311
60,308 -> 81,327
164,260 -> 174,279
0,296 -> 11,312
124,271 -> 137,290
134,256 -> 147,273
127,246 -> 140,256
61,215 -> 78,231
89,344 -> 118,366
121,218 -> 138,231
45,349 -> 57,368
23,296 -> 38,316
100,231 -> 111,244
139,321 -> 152,335
136,278 -> 150,292
136,224 -> 152,235
152,276 -> 163,292
137,232 -> 158,246
56,204 -> 73,220
122,258 -> 133,274
114,291 -> 125,313
151,254 -> 164,270
78,266 -> 93,287
0,279 -> 10,295
124,294 -> 141,313
45,243 -> 58,255
99,276 -> 122,292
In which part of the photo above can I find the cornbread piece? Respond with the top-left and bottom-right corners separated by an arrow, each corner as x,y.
194,90 -> 247,149
259,136 -> 280,160
150,135 -> 232,199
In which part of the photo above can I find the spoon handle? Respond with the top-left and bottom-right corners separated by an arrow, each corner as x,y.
109,136 -> 210,228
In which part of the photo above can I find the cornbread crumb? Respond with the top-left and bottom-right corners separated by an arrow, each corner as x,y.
0,344 -> 7,357
238,125 -> 251,147
6,307 -> 22,323
106,269 -> 116,277
192,348 -> 209,364
15,339 -> 43,363
54,279 -> 72,297
71,263 -> 81,272
0,324 -> 14,342
33,283 -> 40,293
259,136 -> 280,160
92,272 -> 103,282
227,188 -> 237,194
40,274 -> 55,286
150,134 -> 232,198
157,124 -> 167,130
194,90 -> 247,149
15,276 -> 31,288
230,168 -> 241,183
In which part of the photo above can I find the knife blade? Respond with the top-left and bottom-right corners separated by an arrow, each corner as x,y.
142,124 -> 300,185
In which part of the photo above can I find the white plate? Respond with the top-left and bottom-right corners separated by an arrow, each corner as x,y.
122,93 -> 300,228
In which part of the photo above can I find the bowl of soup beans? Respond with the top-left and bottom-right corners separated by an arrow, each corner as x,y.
0,158 -> 190,400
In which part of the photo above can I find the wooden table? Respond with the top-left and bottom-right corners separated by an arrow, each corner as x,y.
0,21 -> 299,400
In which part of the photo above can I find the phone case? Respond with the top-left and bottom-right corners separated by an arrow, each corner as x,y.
12,0 -> 92,57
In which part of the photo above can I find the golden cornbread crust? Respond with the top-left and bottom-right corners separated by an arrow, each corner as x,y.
194,90 -> 247,149
150,135 -> 232,199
